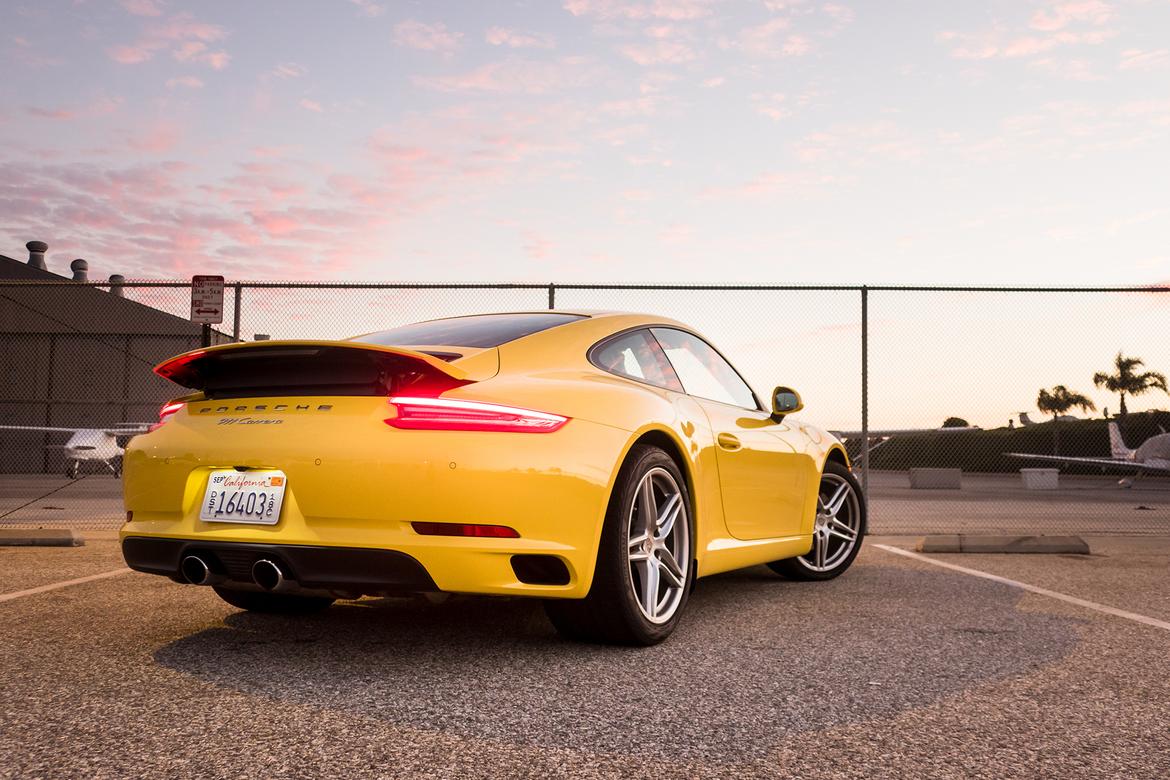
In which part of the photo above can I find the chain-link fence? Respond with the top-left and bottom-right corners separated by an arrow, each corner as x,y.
3,279 -> 1168,535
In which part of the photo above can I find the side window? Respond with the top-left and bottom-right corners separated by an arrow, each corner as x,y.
590,329 -> 684,392
650,328 -> 758,409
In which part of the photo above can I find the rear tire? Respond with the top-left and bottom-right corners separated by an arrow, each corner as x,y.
544,445 -> 692,646
768,460 -> 865,581
212,586 -> 335,614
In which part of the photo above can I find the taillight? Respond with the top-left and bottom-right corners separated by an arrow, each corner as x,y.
411,522 -> 520,538
150,401 -> 185,431
385,396 -> 569,433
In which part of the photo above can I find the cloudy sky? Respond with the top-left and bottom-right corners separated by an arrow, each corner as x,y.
2,0 -> 1169,287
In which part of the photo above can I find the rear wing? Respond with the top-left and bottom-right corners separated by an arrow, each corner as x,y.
155,340 -> 471,399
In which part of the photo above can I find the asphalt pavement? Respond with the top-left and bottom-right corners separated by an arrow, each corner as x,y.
2,534 -> 1168,778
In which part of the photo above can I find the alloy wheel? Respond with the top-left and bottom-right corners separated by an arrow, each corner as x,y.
799,472 -> 861,572
627,467 -> 689,624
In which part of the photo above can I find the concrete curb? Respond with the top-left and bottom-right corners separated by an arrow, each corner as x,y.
915,535 -> 1089,555
0,529 -> 85,547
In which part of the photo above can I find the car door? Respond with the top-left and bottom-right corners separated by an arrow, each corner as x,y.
650,328 -> 807,541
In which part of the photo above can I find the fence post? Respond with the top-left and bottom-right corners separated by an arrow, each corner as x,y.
548,283 -> 556,310
860,285 -> 869,499
232,283 -> 242,342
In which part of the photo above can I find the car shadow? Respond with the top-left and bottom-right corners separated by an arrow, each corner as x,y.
154,562 -> 1081,762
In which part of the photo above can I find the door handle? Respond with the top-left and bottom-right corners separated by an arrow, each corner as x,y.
716,432 -> 742,451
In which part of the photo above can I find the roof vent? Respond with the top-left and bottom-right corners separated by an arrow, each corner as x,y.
109,274 -> 125,297
70,258 -> 89,282
26,241 -> 48,270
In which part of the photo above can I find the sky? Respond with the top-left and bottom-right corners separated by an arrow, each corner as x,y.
2,0 -> 1169,286
2,0 -> 1169,428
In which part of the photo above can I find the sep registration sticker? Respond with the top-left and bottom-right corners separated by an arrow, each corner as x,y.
200,470 -> 287,524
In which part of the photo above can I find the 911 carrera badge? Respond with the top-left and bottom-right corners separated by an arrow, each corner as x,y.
217,418 -> 284,426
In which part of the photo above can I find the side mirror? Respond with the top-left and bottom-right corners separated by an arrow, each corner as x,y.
772,386 -> 803,417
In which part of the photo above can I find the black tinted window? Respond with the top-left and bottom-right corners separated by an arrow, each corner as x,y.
352,313 -> 586,348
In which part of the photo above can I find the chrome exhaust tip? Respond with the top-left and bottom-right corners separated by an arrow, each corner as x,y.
252,559 -> 284,592
180,555 -> 223,586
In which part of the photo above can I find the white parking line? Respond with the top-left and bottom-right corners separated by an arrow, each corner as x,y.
0,568 -> 132,604
874,544 -> 1170,633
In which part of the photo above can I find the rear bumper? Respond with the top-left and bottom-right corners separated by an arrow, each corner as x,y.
123,537 -> 437,594
121,413 -> 630,598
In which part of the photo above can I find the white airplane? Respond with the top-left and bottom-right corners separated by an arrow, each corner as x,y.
1017,412 -> 1079,426
1007,422 -> 1170,487
0,423 -> 150,478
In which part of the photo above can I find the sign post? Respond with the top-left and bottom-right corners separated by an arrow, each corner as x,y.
191,275 -> 225,348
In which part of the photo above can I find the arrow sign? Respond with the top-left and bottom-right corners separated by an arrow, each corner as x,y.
191,275 -> 225,325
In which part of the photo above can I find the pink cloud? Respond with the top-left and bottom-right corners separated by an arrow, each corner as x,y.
620,40 -> 695,65
172,40 -> 230,69
485,27 -> 555,49
942,1 -> 1115,61
393,20 -> 463,53
127,122 -> 182,153
107,11 -> 230,68
166,75 -> 204,89
107,44 -> 155,64
269,62 -> 307,78
22,95 -> 124,121
1119,48 -> 1169,71
523,232 -> 554,260
120,0 -> 164,16
349,0 -> 385,17
299,98 -> 324,113
415,58 -> 601,94
1031,1 -> 1113,32
26,106 -> 76,121
250,211 -> 301,236
751,92 -> 788,121
1031,57 -> 1102,81
733,18 -> 811,58
562,0 -> 714,21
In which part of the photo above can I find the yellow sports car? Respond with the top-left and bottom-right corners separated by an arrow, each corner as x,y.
121,311 -> 864,644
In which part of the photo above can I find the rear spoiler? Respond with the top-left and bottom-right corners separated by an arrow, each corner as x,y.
155,340 -> 471,398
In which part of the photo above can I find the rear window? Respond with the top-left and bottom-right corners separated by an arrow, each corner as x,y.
352,312 -> 587,349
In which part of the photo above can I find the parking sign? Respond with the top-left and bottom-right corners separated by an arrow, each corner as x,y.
191,275 -> 225,324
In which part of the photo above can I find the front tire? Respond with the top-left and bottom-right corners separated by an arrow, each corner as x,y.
212,586 -> 335,614
544,445 -> 692,645
768,460 -> 865,581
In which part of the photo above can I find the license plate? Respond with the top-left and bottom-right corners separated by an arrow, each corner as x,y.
200,470 -> 287,525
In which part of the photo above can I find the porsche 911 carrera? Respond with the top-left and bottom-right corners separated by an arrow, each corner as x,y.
121,311 -> 865,644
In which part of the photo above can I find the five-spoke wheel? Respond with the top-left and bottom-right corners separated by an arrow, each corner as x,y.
626,467 -> 690,624
544,445 -> 693,645
769,460 -> 866,580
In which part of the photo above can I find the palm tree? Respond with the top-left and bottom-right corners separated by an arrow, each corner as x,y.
1093,353 -> 1167,419
1036,385 -> 1096,455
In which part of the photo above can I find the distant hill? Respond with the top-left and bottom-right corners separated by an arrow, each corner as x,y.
857,411 -> 1170,473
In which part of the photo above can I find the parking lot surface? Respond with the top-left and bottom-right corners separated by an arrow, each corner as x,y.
2,534 -> 1168,779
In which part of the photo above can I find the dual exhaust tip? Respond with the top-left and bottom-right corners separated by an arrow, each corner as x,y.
180,555 -> 286,592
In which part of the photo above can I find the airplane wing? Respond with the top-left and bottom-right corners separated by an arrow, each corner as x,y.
0,424 -> 150,435
1004,453 -> 1170,473
833,427 -> 981,439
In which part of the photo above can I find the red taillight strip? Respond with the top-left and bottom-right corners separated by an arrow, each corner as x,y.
411,522 -> 520,538
150,401 -> 186,431
385,396 -> 569,433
